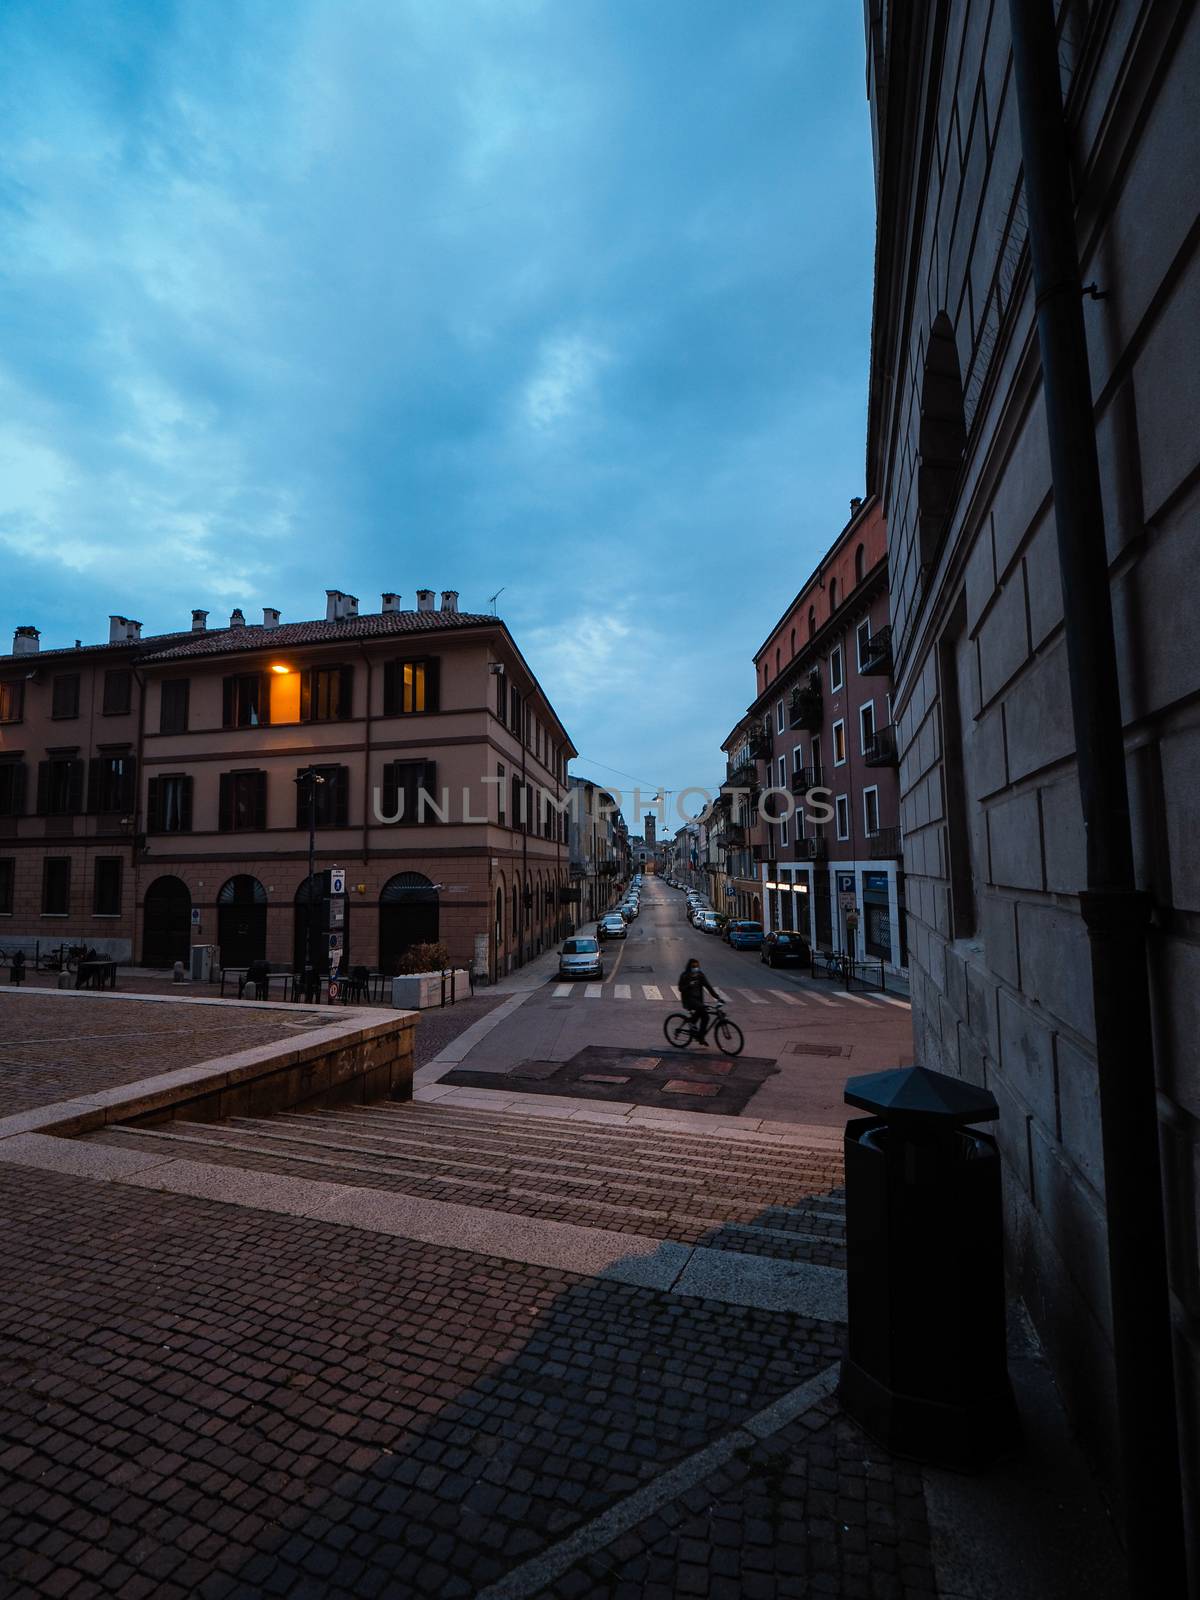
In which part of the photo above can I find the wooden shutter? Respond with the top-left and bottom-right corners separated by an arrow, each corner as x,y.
222,677 -> 235,728
335,766 -> 349,826
87,757 -> 103,813
218,772 -> 232,831
119,756 -> 136,812
180,776 -> 194,833
423,658 -> 440,713
10,764 -> 26,817
67,760 -> 84,815
381,761 -> 399,820
147,777 -> 161,832
337,666 -> 354,719
36,760 -> 49,815
254,771 -> 267,830
257,674 -> 271,726
382,661 -> 398,716
295,768 -> 307,827
299,671 -> 312,723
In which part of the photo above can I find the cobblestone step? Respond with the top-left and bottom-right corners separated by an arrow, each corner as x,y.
86,1103 -> 846,1261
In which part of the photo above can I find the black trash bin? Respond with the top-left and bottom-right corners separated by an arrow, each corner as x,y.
838,1064 -> 1019,1470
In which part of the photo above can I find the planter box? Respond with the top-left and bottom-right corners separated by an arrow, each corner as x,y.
390,969 -> 471,1010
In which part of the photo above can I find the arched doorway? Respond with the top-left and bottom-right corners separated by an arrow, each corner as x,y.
218,876 -> 267,967
918,312 -> 967,573
294,871 -> 346,975
379,873 -> 439,973
142,875 -> 191,968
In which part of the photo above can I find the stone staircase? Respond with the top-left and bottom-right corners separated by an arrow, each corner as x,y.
84,1101 -> 846,1266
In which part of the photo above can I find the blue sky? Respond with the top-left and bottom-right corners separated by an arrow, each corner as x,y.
0,0 -> 875,814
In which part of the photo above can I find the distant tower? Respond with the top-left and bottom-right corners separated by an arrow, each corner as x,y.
644,813 -> 656,847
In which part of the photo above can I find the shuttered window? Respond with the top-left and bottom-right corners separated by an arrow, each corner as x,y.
222,674 -> 270,728
102,670 -> 132,715
380,760 -> 440,824
295,765 -> 349,828
36,758 -> 84,816
218,770 -> 268,831
382,658 -> 439,716
146,774 -> 193,833
0,762 -> 27,817
160,679 -> 189,734
88,754 -> 136,814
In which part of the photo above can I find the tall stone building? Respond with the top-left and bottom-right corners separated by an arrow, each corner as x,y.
864,0 -> 1198,1584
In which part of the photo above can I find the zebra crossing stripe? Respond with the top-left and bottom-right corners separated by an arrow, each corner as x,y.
839,991 -> 876,1007
803,991 -> 840,1008
736,988 -> 768,1005
670,986 -> 681,1000
871,994 -> 911,1009
614,983 -> 631,999
643,985 -> 662,1000
553,984 -> 573,998
584,983 -> 603,999
770,990 -> 805,1006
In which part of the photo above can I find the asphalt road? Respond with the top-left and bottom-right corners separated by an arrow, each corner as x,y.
446,877 -> 915,1127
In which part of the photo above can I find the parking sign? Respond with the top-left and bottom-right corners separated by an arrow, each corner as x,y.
330,868 -> 346,897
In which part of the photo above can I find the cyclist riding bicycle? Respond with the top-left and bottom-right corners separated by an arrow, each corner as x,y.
679,957 -> 721,1043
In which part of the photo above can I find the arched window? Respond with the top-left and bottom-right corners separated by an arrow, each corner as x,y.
808,606 -> 816,639
790,628 -> 796,657
854,543 -> 865,584
829,577 -> 838,614
142,875 -> 191,968
775,648 -> 781,675
379,872 -> 439,974
918,312 -> 967,575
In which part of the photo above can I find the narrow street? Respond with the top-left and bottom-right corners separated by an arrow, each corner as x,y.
428,876 -> 913,1129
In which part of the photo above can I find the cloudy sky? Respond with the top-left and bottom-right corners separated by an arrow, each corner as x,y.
0,0 -> 875,816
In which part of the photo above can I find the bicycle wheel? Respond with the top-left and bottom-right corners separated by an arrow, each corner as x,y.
664,1013 -> 693,1049
713,1017 -> 744,1056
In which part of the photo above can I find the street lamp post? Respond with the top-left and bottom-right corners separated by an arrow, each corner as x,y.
294,768 -> 325,1000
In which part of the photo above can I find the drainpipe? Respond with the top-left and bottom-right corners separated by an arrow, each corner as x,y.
1007,3 -> 1184,1591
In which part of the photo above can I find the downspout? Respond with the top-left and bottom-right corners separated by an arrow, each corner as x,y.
1007,3 -> 1185,1592
132,663 -> 147,964
358,646 -> 372,869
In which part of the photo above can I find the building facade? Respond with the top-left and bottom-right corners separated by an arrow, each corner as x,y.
567,776 -> 628,926
864,0 -> 1198,1577
0,589 -> 576,983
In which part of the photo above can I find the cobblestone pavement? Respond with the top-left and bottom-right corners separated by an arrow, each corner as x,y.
410,993 -> 507,1070
0,993 -> 325,1117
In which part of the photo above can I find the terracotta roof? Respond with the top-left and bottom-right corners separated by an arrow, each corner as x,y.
142,609 -> 497,662
0,630 -> 197,668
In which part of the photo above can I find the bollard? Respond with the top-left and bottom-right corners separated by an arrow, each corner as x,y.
57,969 -> 71,989
838,1064 -> 1019,1470
172,960 -> 185,984
9,951 -> 25,986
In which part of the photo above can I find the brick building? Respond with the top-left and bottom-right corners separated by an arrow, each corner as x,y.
864,0 -> 1198,1579
0,590 -> 575,983
566,776 -> 629,925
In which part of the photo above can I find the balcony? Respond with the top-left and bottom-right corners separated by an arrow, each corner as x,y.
789,763 -> 824,796
724,757 -> 758,792
797,833 -> 828,861
723,823 -> 746,850
748,722 -> 773,761
789,679 -> 823,732
863,724 -> 899,766
859,624 -> 893,675
598,860 -> 619,877
869,826 -> 903,858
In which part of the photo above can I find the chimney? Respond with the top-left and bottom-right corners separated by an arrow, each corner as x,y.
326,589 -> 344,622
230,608 -> 245,629
191,609 -> 208,633
127,620 -> 142,640
12,626 -> 39,656
416,589 -> 435,613
850,496 -> 863,515
263,607 -> 280,629
440,590 -> 459,614
109,615 -> 129,644
343,594 -> 359,618
381,592 -> 401,613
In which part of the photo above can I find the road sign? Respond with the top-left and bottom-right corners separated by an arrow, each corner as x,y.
330,899 -> 344,928
330,868 -> 346,896
190,908 -> 201,926
327,980 -> 340,1003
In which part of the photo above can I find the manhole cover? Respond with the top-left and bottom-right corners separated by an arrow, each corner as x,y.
783,1041 -> 845,1058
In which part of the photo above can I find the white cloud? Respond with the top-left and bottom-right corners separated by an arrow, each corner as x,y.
521,332 -> 610,434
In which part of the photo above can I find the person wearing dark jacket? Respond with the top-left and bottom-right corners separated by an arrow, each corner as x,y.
679,957 -> 721,1043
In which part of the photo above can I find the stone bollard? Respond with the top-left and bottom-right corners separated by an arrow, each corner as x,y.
57,969 -> 71,989
172,960 -> 185,983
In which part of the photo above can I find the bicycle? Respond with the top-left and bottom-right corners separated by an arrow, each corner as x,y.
663,1001 -> 744,1057
36,942 -> 89,974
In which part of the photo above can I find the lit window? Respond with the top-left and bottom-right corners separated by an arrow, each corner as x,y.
835,796 -> 850,840
832,720 -> 847,766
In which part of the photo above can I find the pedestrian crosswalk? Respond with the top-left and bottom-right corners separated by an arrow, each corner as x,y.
550,980 -> 909,1011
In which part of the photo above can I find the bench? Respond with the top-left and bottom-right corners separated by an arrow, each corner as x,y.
75,959 -> 118,991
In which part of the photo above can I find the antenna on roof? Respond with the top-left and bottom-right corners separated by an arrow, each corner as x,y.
488,587 -> 505,615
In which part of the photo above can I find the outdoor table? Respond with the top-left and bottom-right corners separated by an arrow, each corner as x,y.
75,960 -> 117,990
220,967 -> 294,1001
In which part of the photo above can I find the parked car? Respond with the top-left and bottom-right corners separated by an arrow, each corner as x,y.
760,929 -> 812,968
598,913 -> 628,940
727,920 -> 765,951
559,936 -> 604,980
620,902 -> 639,921
696,910 -> 725,935
688,901 -> 712,924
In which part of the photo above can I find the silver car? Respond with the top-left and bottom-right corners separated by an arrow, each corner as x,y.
559,936 -> 604,979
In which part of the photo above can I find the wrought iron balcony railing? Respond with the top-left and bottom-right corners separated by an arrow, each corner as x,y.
859,624 -> 892,676
797,833 -> 828,860
863,724 -> 899,766
868,826 -> 903,858
789,682 -> 823,732
789,763 -> 824,795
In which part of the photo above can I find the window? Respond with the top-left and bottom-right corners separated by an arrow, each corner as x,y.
495,670 -> 508,723
381,759 -> 440,825
829,645 -> 844,692
147,774 -> 193,833
854,543 -> 866,584
832,720 -> 847,766
37,756 -> 84,816
222,674 -> 268,729
859,702 -> 876,754
302,665 -> 353,723
829,578 -> 839,613
792,744 -> 803,775
42,857 -> 70,915
0,680 -> 23,723
497,763 -> 506,826
835,796 -> 850,841
780,812 -> 789,848
52,674 -> 80,719
778,755 -> 786,789
790,628 -> 796,657
807,606 -> 816,639
218,770 -> 267,832
383,658 -> 439,716
295,765 -> 349,828
856,619 -> 872,671
775,699 -> 785,735
93,858 -> 122,916
102,670 -> 132,716
510,686 -> 522,735
88,754 -> 136,814
863,786 -> 880,836
0,761 -> 27,816
775,648 -> 781,676
0,857 -> 12,915
160,679 -> 189,734
918,313 -> 968,575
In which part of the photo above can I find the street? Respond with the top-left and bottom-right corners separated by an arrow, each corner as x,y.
429,876 -> 914,1129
